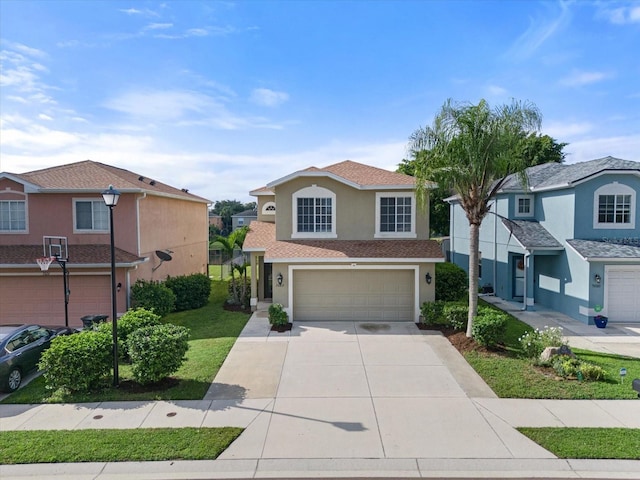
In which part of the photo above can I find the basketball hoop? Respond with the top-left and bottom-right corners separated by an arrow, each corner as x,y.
36,256 -> 55,274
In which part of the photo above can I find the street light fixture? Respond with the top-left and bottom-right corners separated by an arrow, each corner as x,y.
102,185 -> 121,387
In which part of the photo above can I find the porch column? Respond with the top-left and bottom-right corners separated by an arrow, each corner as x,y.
524,252 -> 535,311
250,252 -> 258,311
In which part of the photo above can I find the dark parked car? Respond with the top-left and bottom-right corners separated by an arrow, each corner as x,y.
0,324 -> 77,392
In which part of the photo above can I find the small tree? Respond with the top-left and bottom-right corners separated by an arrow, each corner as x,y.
409,98 -> 542,337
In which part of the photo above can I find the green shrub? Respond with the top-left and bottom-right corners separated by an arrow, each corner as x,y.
420,301 -> 445,325
472,311 -> 507,348
96,308 -> 161,359
127,324 -> 190,385
165,274 -> 211,311
227,276 -> 251,309
268,303 -> 289,326
38,331 -> 112,393
518,326 -> 565,359
130,279 -> 176,317
435,262 -> 468,301
579,363 -> 608,381
552,356 -> 581,378
443,303 -> 468,331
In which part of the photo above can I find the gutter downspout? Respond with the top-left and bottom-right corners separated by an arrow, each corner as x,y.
492,202 -> 497,296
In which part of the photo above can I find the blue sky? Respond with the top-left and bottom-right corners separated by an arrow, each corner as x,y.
1,0 -> 639,203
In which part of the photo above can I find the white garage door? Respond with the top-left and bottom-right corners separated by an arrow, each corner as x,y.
607,266 -> 640,323
293,269 -> 414,322
0,275 -> 111,327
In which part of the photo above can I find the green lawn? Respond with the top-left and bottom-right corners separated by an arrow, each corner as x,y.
0,428 -> 243,464
518,428 -> 640,459
463,301 -> 640,399
2,280 -> 250,404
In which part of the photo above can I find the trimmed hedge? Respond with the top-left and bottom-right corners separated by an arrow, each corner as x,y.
268,303 -> 289,326
165,274 -> 211,311
127,324 -> 190,385
472,311 -> 508,348
435,262 -> 468,301
96,308 -> 161,359
131,279 -> 176,317
39,331 -> 112,393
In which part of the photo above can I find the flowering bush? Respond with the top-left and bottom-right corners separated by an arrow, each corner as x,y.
518,326 -> 565,359
268,303 -> 289,326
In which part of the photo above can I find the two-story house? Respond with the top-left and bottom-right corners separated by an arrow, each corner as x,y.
243,160 -> 444,322
231,209 -> 257,231
0,160 -> 211,327
448,156 -> 640,325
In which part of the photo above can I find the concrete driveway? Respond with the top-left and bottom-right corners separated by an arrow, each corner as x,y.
204,316 -> 553,461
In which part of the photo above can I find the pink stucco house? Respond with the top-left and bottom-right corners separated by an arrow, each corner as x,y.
0,161 -> 211,327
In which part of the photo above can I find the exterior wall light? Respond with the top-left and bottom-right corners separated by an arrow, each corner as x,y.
425,272 -> 432,284
594,274 -> 601,284
276,272 -> 283,286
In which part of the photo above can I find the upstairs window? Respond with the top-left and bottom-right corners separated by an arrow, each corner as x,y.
593,183 -> 635,230
515,195 -> 534,217
74,199 -> 109,232
375,192 -> 416,238
292,185 -> 336,238
262,201 -> 276,215
0,200 -> 26,232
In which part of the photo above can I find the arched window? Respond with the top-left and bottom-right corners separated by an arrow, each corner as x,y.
292,185 -> 337,238
593,183 -> 635,229
262,201 -> 276,215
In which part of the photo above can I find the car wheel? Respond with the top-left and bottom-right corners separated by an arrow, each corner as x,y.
7,367 -> 22,392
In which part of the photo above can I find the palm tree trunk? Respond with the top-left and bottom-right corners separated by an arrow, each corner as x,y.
466,221 -> 480,337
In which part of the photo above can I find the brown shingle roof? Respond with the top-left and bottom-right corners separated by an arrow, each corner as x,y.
262,160 -> 419,191
243,221 -> 443,261
0,245 -> 145,267
11,160 -> 210,203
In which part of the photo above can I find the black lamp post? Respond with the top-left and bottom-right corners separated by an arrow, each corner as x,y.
102,185 -> 121,387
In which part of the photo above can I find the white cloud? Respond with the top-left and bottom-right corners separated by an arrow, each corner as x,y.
543,121 -> 593,138
104,89 -> 216,121
597,5 -> 640,24
504,1 -> 571,61
119,8 -> 159,17
564,134 -> 640,163
38,114 -> 53,121
144,23 -> 173,31
486,85 -> 508,96
559,70 -> 612,87
250,88 -> 289,107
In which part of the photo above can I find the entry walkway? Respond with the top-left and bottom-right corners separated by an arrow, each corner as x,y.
2,308 -> 639,479
482,295 -> 640,359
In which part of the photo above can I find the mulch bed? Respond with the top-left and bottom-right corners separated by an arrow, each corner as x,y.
270,322 -> 293,332
116,377 -> 180,393
223,303 -> 252,314
416,323 -> 496,355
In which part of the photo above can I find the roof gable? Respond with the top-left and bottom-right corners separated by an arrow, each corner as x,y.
265,160 -> 416,191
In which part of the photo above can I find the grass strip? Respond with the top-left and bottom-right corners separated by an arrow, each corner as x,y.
0,427 -> 243,464
518,427 -> 640,459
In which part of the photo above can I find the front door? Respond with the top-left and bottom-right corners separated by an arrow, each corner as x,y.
513,255 -> 525,299
263,262 -> 273,299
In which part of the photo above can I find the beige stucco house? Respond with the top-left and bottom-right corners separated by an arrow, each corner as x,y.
243,160 -> 444,322
0,161 -> 210,327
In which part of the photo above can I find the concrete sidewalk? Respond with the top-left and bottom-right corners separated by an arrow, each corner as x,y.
2,310 -> 639,479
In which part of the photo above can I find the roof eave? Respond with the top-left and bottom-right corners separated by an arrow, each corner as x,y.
266,257 -> 445,264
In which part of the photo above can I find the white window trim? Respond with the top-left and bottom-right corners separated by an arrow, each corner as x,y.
262,201 -> 276,215
593,183 -> 636,230
0,193 -> 28,234
515,194 -> 534,218
292,185 -> 337,239
375,192 -> 417,238
73,198 -> 109,233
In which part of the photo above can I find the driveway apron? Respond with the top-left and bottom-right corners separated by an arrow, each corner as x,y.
207,318 -> 553,460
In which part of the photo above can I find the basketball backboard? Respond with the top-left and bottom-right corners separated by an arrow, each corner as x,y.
43,236 -> 68,261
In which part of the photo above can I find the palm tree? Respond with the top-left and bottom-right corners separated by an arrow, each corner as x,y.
216,226 -> 250,305
409,98 -> 542,337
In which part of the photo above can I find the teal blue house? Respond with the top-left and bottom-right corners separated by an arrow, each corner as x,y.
448,157 -> 640,325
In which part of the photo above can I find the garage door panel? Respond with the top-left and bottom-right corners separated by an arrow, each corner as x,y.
293,269 -> 414,322
607,267 -> 640,323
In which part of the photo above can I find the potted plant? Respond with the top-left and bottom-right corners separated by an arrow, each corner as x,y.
268,303 -> 291,332
593,315 -> 608,329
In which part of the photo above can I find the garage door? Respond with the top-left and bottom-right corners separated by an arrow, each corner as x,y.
607,267 -> 640,323
0,275 -> 111,327
293,269 -> 414,321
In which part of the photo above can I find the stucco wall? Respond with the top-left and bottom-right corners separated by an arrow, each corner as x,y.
136,194 -> 209,281
272,177 -> 429,241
